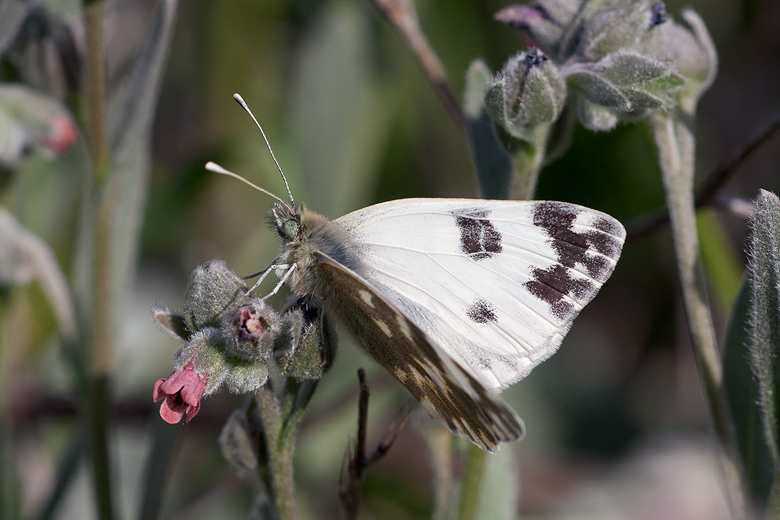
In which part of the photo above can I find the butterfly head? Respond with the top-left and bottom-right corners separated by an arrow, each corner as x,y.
268,202 -> 304,242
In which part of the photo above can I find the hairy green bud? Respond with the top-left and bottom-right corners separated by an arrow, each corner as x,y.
274,297 -> 334,380
184,260 -> 247,332
485,48 -> 566,140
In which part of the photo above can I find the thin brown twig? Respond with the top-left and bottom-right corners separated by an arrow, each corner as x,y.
339,368 -> 411,520
626,109 -> 780,240
370,0 -> 467,136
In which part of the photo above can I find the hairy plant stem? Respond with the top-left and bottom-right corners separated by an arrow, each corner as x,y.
649,111 -> 745,518
510,124 -> 550,201
427,426 -> 454,520
84,2 -> 114,518
257,387 -> 298,520
456,444 -> 486,520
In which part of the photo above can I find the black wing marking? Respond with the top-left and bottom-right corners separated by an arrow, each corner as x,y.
312,251 -> 524,452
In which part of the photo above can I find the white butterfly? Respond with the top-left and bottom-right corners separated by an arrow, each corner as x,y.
209,95 -> 626,453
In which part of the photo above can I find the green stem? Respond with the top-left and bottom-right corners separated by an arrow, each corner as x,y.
649,111 -> 745,518
257,388 -> 298,520
427,426 -> 454,520
457,444 -> 487,520
510,124 -> 550,201
84,2 -> 114,518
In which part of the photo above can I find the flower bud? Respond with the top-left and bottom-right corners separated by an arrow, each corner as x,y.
0,84 -> 77,169
577,1 -> 659,61
274,297 -> 334,380
564,51 -> 685,130
636,9 -> 716,115
485,48 -> 566,140
184,260 -> 247,332
493,5 -> 564,55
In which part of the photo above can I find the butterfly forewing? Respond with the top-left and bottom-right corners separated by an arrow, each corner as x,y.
312,251 -> 525,452
336,199 -> 625,391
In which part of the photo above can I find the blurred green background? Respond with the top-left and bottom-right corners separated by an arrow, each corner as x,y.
2,0 -> 780,518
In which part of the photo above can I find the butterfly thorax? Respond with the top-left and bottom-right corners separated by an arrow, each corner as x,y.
269,202 -> 367,299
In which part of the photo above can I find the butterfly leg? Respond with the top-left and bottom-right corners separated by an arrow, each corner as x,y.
260,263 -> 297,301
244,266 -> 276,296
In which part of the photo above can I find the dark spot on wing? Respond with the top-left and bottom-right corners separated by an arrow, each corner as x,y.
524,201 -> 623,318
593,216 -> 622,237
453,209 -> 502,261
531,202 -> 620,280
524,265 -> 595,320
466,299 -> 498,324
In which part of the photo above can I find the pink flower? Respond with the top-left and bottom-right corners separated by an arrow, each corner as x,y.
237,308 -> 265,342
43,115 -> 78,155
153,363 -> 208,424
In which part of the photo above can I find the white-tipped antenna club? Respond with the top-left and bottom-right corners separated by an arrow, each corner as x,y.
205,162 -> 285,204
233,93 -> 295,205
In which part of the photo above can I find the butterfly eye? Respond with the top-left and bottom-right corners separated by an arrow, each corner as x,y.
283,220 -> 299,239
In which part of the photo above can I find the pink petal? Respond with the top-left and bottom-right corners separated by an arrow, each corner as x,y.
153,364 -> 208,424
184,400 -> 201,422
153,378 -> 167,402
159,397 -> 186,424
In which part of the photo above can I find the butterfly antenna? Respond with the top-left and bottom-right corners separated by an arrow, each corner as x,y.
233,93 -> 295,205
205,161 -> 285,204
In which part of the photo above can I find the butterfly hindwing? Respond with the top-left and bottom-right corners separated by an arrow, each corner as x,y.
311,251 -> 525,452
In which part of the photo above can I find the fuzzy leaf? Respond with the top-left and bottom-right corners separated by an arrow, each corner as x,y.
724,276 -> 775,509
748,190 -> 780,461
220,410 -> 259,476
463,59 -> 513,200
153,309 -> 189,341
0,207 -> 76,338
576,93 -> 619,131
599,52 -> 685,88
567,68 -> 631,111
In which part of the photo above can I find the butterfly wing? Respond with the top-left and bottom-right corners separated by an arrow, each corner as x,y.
311,251 -> 525,452
335,198 -> 625,391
